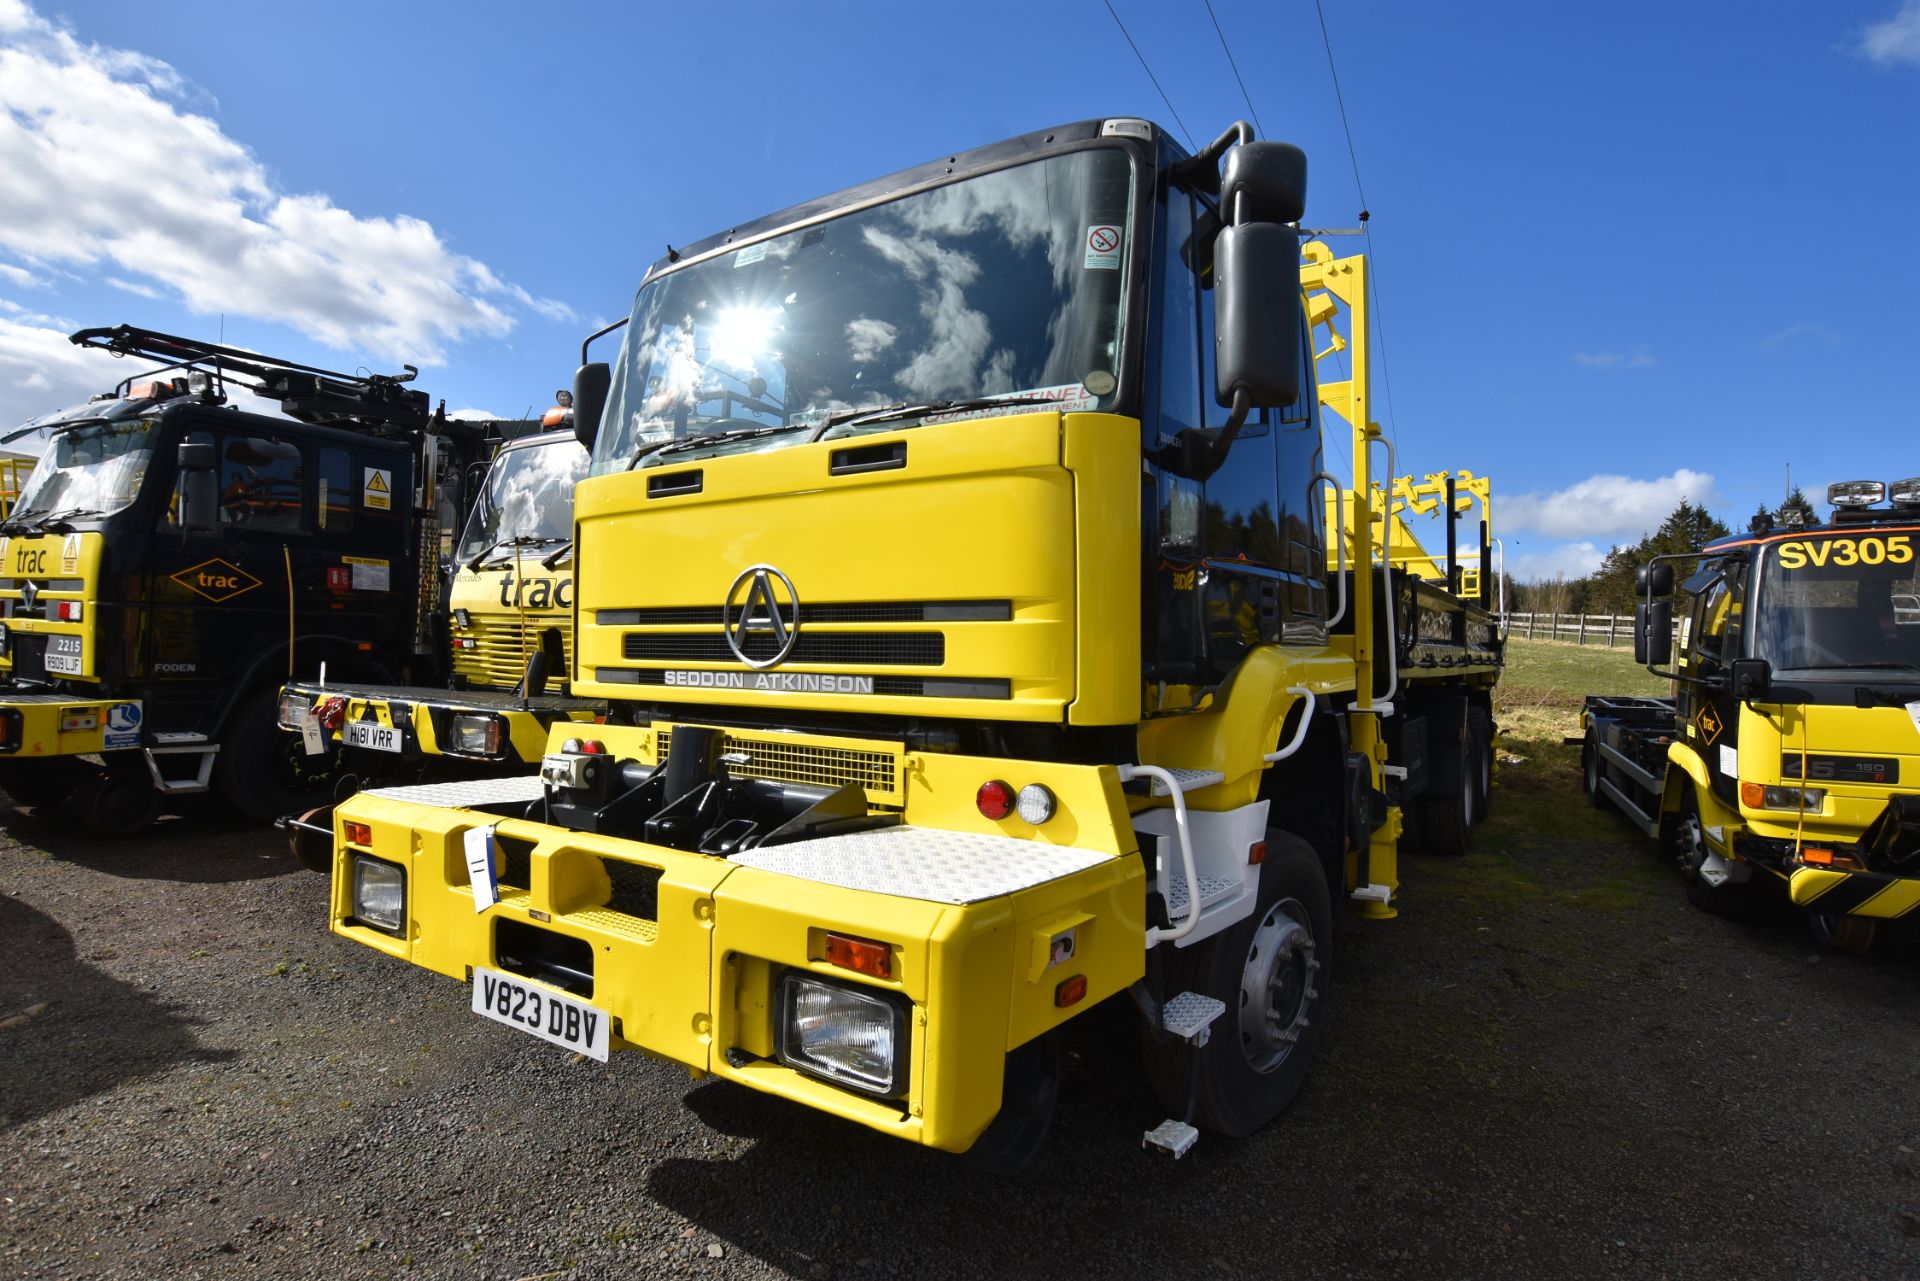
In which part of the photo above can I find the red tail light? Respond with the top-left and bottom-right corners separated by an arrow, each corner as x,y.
976,779 -> 1014,820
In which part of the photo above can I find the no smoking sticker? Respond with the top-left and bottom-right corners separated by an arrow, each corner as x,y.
1083,224 -> 1122,270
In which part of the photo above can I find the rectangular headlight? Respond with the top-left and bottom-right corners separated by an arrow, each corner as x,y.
450,713 -> 504,756
1744,782 -> 1826,812
776,973 -> 909,1097
351,855 -> 406,934
277,690 -> 311,730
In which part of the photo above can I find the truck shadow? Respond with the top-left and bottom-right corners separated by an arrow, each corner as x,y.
0,894 -> 234,1133
0,799 -> 296,884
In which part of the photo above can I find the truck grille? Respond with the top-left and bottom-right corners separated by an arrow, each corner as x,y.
622,632 -> 943,666
453,615 -> 575,689
7,633 -> 46,681
656,726 -> 903,804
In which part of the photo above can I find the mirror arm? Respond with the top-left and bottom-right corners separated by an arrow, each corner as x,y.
1202,387 -> 1253,471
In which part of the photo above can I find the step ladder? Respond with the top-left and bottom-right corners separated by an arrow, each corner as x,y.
143,733 -> 219,794
1142,991 -> 1227,1159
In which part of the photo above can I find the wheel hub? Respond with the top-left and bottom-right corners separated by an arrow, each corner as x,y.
1239,896 -> 1318,1072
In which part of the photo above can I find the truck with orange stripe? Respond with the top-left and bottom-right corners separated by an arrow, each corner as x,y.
1582,480 -> 1920,951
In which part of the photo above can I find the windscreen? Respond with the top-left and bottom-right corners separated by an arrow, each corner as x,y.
1754,533 -> 1920,677
457,438 -> 590,564
10,418 -> 158,521
592,147 -> 1135,473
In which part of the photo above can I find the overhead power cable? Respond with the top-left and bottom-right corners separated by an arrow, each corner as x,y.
1313,0 -> 1399,453
1102,0 -> 1196,149
1202,0 -> 1265,137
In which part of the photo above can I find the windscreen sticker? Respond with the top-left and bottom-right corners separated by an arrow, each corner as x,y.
343,556 -> 390,592
921,383 -> 1097,423
733,242 -> 769,268
104,702 -> 141,749
1083,224 -> 1122,270
363,467 -> 392,511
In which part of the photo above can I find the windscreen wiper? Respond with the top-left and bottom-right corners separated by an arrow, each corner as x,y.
0,416 -> 104,447
464,534 -> 564,573
805,393 -> 1059,442
628,422 -> 810,470
539,540 -> 573,570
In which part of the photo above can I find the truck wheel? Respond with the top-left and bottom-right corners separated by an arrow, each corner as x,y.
72,766 -> 161,837
1421,755 -> 1475,856
1141,832 -> 1331,1138
1469,707 -> 1495,821
959,1033 -> 1061,1173
1581,732 -> 1609,810
1675,795 -> 1749,917
1808,910 -> 1877,955
217,690 -> 342,825
0,757 -> 91,811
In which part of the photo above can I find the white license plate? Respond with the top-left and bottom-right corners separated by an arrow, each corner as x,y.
45,635 -> 82,675
343,720 -> 402,753
471,966 -> 609,1061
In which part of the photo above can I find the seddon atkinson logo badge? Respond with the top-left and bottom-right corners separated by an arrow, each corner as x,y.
723,564 -> 800,669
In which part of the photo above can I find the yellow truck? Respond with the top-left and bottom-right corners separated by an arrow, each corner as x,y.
1583,482 -> 1920,952
323,118 -> 1501,1164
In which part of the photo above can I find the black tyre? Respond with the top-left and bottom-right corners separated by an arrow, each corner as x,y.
1469,706 -> 1495,821
72,766 -> 161,837
1675,792 -> 1749,917
1141,832 -> 1332,1138
959,1032 -> 1061,1173
1808,910 -> 1878,955
1581,731 -> 1610,811
217,690 -> 343,825
1421,749 -> 1475,856
0,757 -> 92,810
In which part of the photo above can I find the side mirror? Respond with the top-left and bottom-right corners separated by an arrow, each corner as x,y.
1635,563 -> 1674,596
176,440 -> 216,532
572,362 -> 611,453
1730,657 -> 1771,701
1638,599 -> 1673,666
1213,141 -> 1307,417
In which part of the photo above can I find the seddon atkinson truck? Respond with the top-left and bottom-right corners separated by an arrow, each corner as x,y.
277,421 -> 601,864
322,118 -> 1502,1165
1583,481 -> 1920,953
0,328 -> 509,834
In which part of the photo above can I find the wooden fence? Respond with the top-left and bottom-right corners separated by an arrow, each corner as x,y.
1507,611 -> 1680,648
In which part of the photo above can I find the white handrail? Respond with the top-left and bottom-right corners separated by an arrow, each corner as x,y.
1314,471 -> 1348,630
1120,763 -> 1203,946
1264,687 -> 1317,762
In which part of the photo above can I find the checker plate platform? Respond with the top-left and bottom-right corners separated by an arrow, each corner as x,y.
727,825 -> 1108,904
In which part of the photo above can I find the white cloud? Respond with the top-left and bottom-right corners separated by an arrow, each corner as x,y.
0,3 -> 569,364
446,408 -> 501,421
1504,468 -> 1719,542
1507,541 -> 1604,582
0,314 -> 114,444
0,262 -> 40,288
1860,1 -> 1920,65
845,317 -> 897,363
104,276 -> 161,299
1571,347 -> 1656,369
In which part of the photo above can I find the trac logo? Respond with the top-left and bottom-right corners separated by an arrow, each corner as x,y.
12,545 -> 45,574
170,558 -> 264,603
496,575 -> 573,609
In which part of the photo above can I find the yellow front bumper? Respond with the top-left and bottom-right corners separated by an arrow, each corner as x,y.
1788,865 -> 1920,919
283,683 -> 600,766
0,693 -> 143,757
331,775 -> 1144,1153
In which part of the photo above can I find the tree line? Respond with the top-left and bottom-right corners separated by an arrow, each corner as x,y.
1508,487 -> 1818,616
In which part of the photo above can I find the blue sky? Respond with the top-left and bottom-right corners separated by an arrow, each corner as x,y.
1,0 -> 1914,580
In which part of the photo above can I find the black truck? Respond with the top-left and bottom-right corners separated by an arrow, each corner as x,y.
0,326 -> 513,833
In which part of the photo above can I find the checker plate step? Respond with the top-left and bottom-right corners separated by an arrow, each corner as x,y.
1161,991 -> 1227,1041
1147,767 -> 1225,797
1143,1119 -> 1200,1158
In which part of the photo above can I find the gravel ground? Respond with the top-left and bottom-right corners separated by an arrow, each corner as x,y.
3,753 -> 1918,1281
